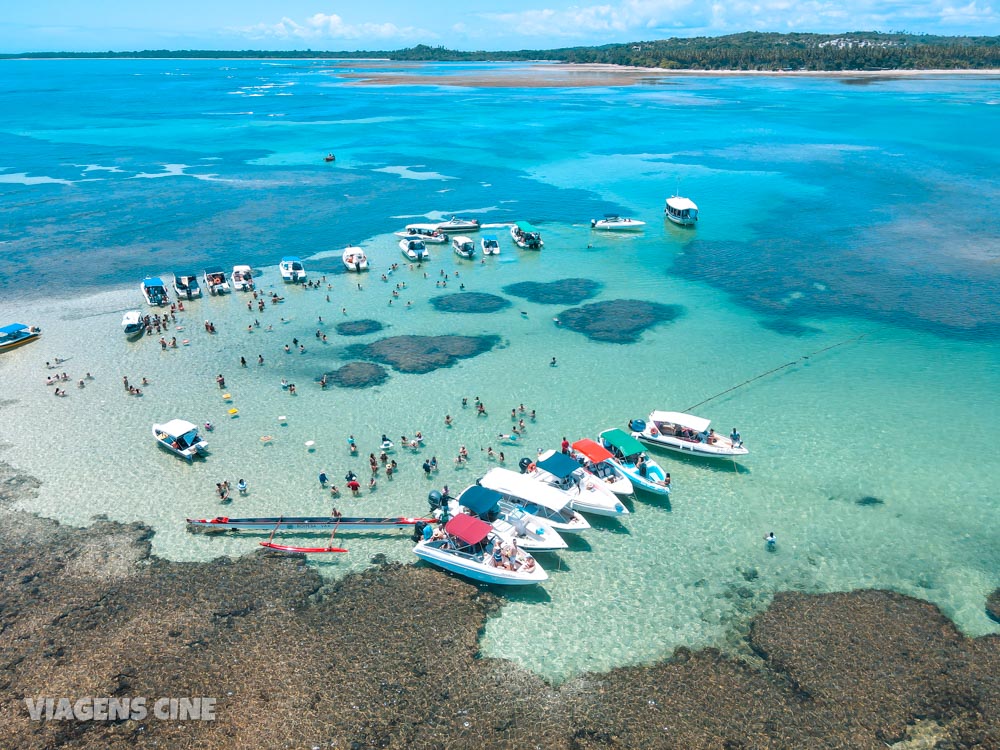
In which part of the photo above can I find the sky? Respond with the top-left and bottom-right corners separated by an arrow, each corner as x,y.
0,0 -> 997,52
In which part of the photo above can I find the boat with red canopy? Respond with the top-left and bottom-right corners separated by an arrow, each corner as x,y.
571,439 -> 634,496
413,514 -> 547,585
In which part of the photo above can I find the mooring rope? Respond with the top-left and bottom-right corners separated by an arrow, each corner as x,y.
685,333 -> 867,412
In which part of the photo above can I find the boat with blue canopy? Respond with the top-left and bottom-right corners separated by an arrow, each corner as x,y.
434,485 -> 567,552
524,450 -> 629,517
598,428 -> 671,497
0,323 -> 41,353
140,277 -> 169,306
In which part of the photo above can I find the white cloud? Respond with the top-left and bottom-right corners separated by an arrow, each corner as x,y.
234,13 -> 432,42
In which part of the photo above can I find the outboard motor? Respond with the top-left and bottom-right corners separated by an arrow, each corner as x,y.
628,418 -> 646,432
518,457 -> 534,474
428,490 -> 444,511
412,521 -> 427,542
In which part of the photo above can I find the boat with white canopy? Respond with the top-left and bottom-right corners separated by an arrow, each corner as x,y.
630,411 -> 748,459
598,428 -> 671,497
279,257 -> 307,283
399,238 -> 431,262
153,419 -> 208,461
523,450 -> 629,518
479,468 -> 591,534
665,196 -> 698,226
570,438 -> 633,496
121,311 -> 145,338
451,235 -> 475,259
413,514 -> 547,586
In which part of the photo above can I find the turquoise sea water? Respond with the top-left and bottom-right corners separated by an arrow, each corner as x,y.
1,60 -> 998,681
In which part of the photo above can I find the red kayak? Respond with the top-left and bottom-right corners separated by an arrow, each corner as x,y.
260,542 -> 347,554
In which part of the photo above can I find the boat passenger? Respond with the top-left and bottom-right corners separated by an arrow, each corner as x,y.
731,428 -> 742,447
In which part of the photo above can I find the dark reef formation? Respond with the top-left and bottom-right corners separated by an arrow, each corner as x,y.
325,361 -> 390,388
430,292 -> 511,314
503,278 -> 601,305
557,299 -> 683,343
335,319 -> 385,336
0,458 -> 997,750
989,589 -> 1000,624
346,334 -> 501,374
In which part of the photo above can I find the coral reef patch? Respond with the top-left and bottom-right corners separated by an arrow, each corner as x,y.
325,361 -> 390,388
346,334 -> 501,374
335,319 -> 384,336
430,292 -> 511,314
557,299 -> 683,343
503,278 -> 601,305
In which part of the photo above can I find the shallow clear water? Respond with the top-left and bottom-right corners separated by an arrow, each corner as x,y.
1,60 -> 997,682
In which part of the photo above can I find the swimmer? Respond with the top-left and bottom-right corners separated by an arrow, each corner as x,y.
444,415 -> 453,426
765,532 -> 777,548
550,357 -> 557,367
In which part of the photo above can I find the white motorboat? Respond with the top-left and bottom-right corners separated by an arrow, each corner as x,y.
436,216 -> 480,233
570,438 -> 634,496
511,221 -> 543,250
437,486 -> 567,552
203,267 -> 230,295
630,411 -> 748,460
598,428 -> 671,497
140,277 -> 169,306
231,265 -> 255,292
279,256 -> 306,283
591,214 -> 646,231
172,272 -> 202,299
342,247 -> 369,272
479,468 -> 591,534
480,235 -> 500,255
396,225 -> 449,243
524,450 -> 629,518
413,514 -> 547,586
153,419 -> 208,462
122,310 -> 145,338
665,196 -> 698,226
399,238 -> 430,262
451,235 -> 475,259
0,323 -> 41,353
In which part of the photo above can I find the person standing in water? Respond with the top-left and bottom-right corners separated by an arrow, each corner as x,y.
765,532 -> 776,549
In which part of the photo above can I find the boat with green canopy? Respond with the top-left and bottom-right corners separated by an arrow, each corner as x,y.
597,428 -> 671,497
511,221 -> 543,249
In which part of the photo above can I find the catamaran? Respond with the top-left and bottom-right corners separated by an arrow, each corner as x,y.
523,450 -> 629,518
598,428 -> 671,497
0,323 -> 41,353
479,468 -> 591,534
140,277 -> 169,306
630,411 -> 748,460
511,221 -> 543,249
570,438 -> 634,496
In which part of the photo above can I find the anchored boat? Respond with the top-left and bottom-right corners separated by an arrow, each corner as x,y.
570,438 -> 634,496
523,450 -> 629,518
141,277 -> 169,306
0,323 -> 41,353
665,196 -> 698,226
598,428 -> 671,497
511,221 -> 543,249
591,214 -> 646,231
630,411 -> 747,460
153,419 -> 208,461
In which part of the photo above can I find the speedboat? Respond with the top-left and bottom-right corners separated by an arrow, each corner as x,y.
153,419 -> 208,462
0,323 -> 41,353
591,214 -> 646,231
598,428 -> 671,497
231,265 -> 255,292
665,196 -> 698,226
173,272 -> 201,299
413,514 -> 547,586
511,221 -> 543,249
524,450 -> 629,518
121,311 -> 145,338
570,438 -> 633,496
140,277 -> 169,306
451,235 -> 475,259
279,257 -> 306,283
479,468 -> 591,534
630,411 -> 748,460
342,247 -> 369,272
203,267 -> 230,295
399,238 -> 430,262
481,235 -> 500,255
436,216 -> 480,233
396,225 -> 449,243
434,486 -> 567,552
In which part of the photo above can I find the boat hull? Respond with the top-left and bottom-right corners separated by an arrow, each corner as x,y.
413,543 -> 547,585
187,516 -> 432,531
0,333 -> 41,353
635,431 -> 748,459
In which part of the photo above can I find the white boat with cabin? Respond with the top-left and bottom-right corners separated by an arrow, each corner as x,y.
399,238 -> 430,262
451,235 -> 475,259
413,514 -> 547,586
436,216 -> 480,233
396,225 -> 449,243
231,265 -> 255,291
524,450 -> 629,518
122,311 -> 145,338
140,277 -> 169,306
279,256 -> 306,283
342,247 -> 369,272
203,267 -> 230,295
630,411 -> 748,460
598,428 -> 671,497
436,486 -> 567,552
479,468 -> 591,534
591,214 -> 646,231
173,272 -> 202,299
570,438 -> 634,496
480,235 -> 500,255
153,419 -> 208,462
665,196 -> 698,226
511,221 -> 543,249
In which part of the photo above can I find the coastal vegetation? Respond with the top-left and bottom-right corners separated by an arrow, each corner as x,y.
3,32 -> 1000,70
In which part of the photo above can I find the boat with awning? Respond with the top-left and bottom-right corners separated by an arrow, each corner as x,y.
571,438 -> 633,496
630,410 -> 748,460
0,323 -> 41,353
665,196 -> 698,226
598,428 -> 671,497
444,485 -> 567,552
511,221 -> 543,249
479,468 -> 591,534
141,277 -> 169,306
153,419 -> 208,461
526,450 -> 628,518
